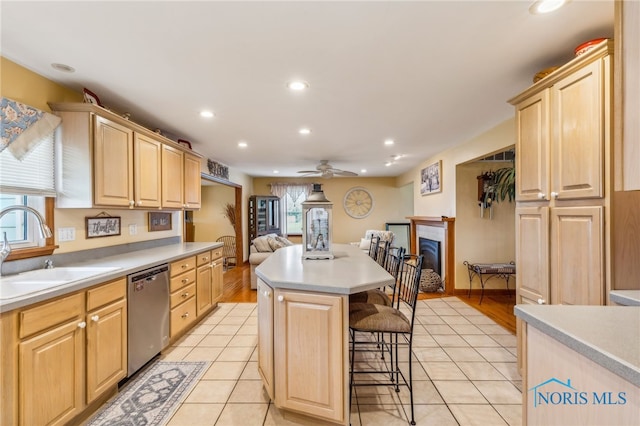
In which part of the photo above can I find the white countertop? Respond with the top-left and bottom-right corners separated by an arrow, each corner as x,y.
0,242 -> 222,312
515,305 -> 640,387
255,244 -> 394,295
610,290 -> 640,306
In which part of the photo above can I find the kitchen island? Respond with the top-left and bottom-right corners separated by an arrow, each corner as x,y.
255,244 -> 394,425
515,305 -> 640,425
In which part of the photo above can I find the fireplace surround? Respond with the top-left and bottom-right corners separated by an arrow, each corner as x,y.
408,216 -> 455,296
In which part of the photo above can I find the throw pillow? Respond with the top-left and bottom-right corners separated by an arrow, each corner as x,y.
359,238 -> 372,250
267,236 -> 286,251
253,236 -> 273,253
275,236 -> 294,246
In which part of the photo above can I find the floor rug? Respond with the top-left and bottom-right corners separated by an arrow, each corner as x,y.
87,360 -> 209,426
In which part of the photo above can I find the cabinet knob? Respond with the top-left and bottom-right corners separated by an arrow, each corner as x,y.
537,298 -> 546,305
91,315 -> 99,322
138,200 -> 143,206
181,312 -> 189,319
538,192 -> 546,200
202,257 -> 208,261
182,264 -> 188,269
78,321 -> 87,329
264,290 -> 271,298
181,292 -> 189,298
550,192 -> 559,199
129,200 -> 135,207
277,295 -> 284,302
182,278 -> 189,283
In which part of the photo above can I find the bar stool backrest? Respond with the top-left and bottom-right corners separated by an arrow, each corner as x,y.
396,254 -> 423,316
368,236 -> 380,260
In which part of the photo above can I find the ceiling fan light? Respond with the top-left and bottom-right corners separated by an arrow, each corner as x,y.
384,139 -> 395,146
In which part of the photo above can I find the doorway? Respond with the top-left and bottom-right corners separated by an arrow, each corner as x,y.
185,175 -> 243,270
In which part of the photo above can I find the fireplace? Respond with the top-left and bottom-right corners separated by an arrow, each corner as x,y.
419,238 -> 441,276
408,216 -> 455,296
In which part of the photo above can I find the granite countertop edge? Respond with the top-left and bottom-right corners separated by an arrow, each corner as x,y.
0,242 -> 222,313
610,290 -> 640,306
515,305 -> 640,387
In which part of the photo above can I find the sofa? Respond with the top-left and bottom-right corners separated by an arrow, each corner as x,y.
354,229 -> 395,253
249,234 -> 295,289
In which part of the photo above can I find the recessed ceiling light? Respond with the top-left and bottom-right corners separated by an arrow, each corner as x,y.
287,81 -> 309,91
273,170 -> 280,174
393,154 -> 403,161
238,141 -> 248,148
361,169 -> 367,174
51,63 -> 75,73
385,162 -> 393,167
200,110 -> 214,118
529,0 -> 569,15
299,128 -> 311,135
384,139 -> 395,146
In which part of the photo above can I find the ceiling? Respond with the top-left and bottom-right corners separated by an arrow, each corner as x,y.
1,1 -> 614,178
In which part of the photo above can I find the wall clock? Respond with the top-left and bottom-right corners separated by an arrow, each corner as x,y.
343,187 -> 374,219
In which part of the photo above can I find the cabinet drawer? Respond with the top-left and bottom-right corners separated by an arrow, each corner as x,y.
86,278 -> 126,311
197,251 -> 212,267
170,283 -> 196,308
211,247 -> 223,260
170,269 -> 196,292
20,292 -> 84,339
170,296 -> 197,337
170,256 -> 196,277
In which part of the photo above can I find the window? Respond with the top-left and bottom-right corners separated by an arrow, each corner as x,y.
284,191 -> 305,235
0,194 -> 46,249
270,183 -> 313,236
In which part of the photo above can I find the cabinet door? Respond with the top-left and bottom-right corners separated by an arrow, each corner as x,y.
184,153 -> 202,209
274,289 -> 345,423
516,206 -> 550,305
550,206 -> 604,305
211,258 -> 224,303
257,279 -> 274,400
94,116 -> 134,207
196,264 -> 213,317
134,133 -> 162,208
161,145 -> 184,209
515,90 -> 550,202
552,60 -> 604,200
19,320 -> 84,426
86,299 -> 127,403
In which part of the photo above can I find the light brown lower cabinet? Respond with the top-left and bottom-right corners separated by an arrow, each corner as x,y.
258,281 -> 347,424
2,278 -> 128,426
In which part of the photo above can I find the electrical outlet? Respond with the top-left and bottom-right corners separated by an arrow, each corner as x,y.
58,227 -> 76,242
129,224 -> 137,235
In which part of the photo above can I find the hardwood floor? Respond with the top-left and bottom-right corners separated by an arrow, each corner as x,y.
221,262 -> 515,333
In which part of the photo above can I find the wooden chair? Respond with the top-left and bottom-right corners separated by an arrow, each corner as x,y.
216,235 -> 236,269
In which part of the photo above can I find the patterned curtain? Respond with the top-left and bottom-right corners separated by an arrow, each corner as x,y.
270,183 -> 314,236
1,97 -> 61,160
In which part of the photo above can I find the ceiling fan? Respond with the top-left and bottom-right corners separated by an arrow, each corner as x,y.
297,160 -> 358,178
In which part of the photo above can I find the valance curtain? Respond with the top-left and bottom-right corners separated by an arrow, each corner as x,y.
270,183 -> 314,236
0,98 -> 60,196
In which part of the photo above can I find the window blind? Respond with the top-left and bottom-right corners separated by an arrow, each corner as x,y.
0,132 -> 56,196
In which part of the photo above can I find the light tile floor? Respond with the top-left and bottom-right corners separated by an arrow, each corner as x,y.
162,297 -> 521,425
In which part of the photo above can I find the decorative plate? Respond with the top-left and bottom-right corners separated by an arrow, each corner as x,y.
343,187 -> 374,219
574,38 -> 607,56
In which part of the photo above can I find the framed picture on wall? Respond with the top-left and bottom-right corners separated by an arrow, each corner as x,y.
149,212 -> 172,232
86,215 -> 121,238
420,160 -> 442,195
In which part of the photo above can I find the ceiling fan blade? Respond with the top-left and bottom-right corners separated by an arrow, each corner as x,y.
334,170 -> 358,176
297,170 -> 319,174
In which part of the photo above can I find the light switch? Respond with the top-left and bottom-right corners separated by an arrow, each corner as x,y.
58,227 -> 76,242
129,224 -> 137,235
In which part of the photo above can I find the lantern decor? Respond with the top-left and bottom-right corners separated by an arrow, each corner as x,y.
302,183 -> 334,260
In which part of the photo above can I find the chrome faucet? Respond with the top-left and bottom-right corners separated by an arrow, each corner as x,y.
0,205 -> 53,275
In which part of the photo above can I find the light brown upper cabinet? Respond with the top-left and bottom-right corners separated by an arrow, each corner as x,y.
50,103 -> 202,210
509,40 -> 613,307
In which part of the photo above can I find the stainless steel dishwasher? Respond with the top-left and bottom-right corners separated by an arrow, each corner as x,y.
127,264 -> 170,377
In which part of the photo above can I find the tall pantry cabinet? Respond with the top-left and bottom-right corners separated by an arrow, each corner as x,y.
509,40 -> 614,307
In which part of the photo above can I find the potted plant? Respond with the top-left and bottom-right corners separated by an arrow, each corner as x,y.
483,166 -> 516,205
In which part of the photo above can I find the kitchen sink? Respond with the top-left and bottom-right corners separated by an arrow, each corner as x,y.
0,266 -> 122,300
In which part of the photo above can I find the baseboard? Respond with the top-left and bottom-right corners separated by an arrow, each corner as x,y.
454,288 -> 514,297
